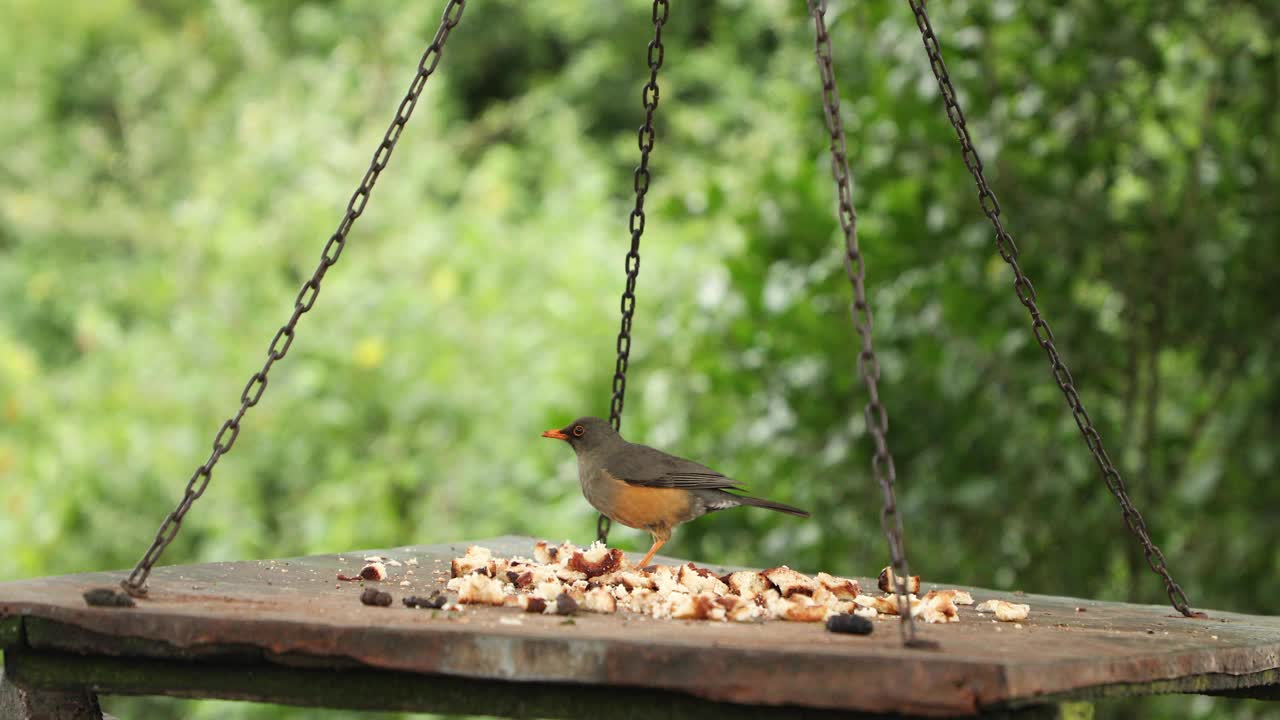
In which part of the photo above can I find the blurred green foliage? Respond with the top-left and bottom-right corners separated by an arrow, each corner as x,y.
1,1 -> 1277,718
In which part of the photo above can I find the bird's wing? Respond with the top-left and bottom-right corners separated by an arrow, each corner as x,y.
608,442 -> 746,491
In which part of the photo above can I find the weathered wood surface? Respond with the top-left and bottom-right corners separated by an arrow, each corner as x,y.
1,536 -> 1277,717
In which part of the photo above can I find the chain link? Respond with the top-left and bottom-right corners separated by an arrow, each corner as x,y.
600,0 -> 670,545
807,0 -> 932,648
120,0 -> 468,596
904,0 -> 1204,619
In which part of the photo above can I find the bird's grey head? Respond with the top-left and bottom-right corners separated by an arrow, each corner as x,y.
541,416 -> 621,455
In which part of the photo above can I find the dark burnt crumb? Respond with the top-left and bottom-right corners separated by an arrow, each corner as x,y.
513,571 -> 534,589
685,563 -> 716,578
506,570 -> 520,584
642,564 -> 658,573
83,588 -> 136,608
360,588 -> 393,607
523,596 -> 548,614
403,593 -> 447,609
826,614 -> 873,635
338,561 -> 388,582
1075,607 -> 1087,612
554,592 -> 579,615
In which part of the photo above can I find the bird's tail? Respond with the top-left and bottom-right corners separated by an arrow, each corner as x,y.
729,493 -> 811,518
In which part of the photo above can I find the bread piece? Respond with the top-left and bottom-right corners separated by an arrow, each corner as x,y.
877,566 -> 920,595
569,544 -> 625,578
533,580 -> 566,602
519,595 -> 548,614
625,588 -> 659,614
650,565 -> 681,595
671,592 -> 727,621
976,599 -> 1030,622
919,590 -> 960,624
532,540 -> 579,566
678,563 -> 729,595
360,561 -> 387,581
599,569 -> 654,591
717,594 -> 766,623
451,546 -> 495,578
581,587 -> 618,614
761,566 -> 818,598
456,573 -> 506,606
816,572 -> 861,600
779,595 -> 828,623
725,571 -> 770,599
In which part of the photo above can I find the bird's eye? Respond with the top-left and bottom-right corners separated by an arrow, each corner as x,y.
572,425 -> 585,437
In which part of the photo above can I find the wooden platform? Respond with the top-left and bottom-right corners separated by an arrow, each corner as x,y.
1,536 -> 1277,718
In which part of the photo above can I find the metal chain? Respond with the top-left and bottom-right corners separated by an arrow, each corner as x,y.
807,0 -> 931,648
120,0 -> 468,596
600,0 -> 670,545
905,0 -> 1204,619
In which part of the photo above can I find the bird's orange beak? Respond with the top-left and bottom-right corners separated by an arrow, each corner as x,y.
541,428 -> 569,440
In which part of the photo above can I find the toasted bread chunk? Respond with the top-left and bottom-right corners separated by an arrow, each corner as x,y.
678,563 -> 729,595
726,571 -> 770,599
816,572 -> 861,600
877,566 -> 920,595
762,566 -> 818,598
451,546 -> 494,578
456,573 -> 506,606
569,544 -> 625,578
581,587 -> 618,614
976,599 -> 1030,622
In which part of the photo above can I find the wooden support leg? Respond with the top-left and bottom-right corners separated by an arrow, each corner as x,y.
0,670 -> 104,720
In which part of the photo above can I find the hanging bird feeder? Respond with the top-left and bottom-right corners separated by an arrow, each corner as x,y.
2,2 -> 1277,718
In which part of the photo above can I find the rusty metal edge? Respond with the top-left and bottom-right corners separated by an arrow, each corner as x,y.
15,615 -> 998,717
4,647 -> 999,720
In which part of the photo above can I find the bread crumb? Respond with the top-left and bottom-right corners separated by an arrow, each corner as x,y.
877,566 -> 920,595
976,599 -> 1030,622
457,573 -> 507,606
761,566 -> 817,598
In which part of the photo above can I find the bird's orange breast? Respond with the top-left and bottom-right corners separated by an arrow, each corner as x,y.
597,472 -> 692,531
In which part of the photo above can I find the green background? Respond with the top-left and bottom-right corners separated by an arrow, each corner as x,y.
1,1 -> 1277,718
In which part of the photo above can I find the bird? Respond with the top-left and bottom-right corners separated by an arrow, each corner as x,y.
542,416 -> 810,567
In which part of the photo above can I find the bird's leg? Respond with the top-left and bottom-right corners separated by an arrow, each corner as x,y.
637,539 -> 665,568
636,527 -> 671,568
